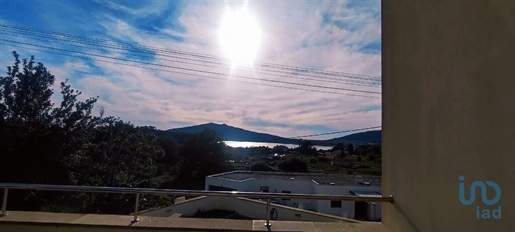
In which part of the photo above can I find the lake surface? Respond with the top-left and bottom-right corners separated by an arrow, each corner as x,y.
224,141 -> 333,150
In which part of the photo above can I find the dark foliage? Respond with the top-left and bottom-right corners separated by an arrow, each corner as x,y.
297,140 -> 317,155
250,162 -> 274,171
278,157 -> 308,173
0,52 -> 229,214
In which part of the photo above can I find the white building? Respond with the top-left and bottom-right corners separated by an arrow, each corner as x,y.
205,171 -> 382,221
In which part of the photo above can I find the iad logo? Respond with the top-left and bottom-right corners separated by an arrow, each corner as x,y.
459,175 -> 501,219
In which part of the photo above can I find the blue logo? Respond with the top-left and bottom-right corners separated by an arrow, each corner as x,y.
459,175 -> 501,219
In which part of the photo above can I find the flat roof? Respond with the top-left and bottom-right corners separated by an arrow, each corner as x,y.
208,171 -> 381,187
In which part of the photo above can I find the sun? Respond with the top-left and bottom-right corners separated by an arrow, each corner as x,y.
218,5 -> 261,68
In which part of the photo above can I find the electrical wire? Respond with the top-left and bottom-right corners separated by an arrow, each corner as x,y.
289,126 -> 382,139
0,30 -> 381,88
0,42 -> 381,99
0,24 -> 382,82
0,38 -> 382,95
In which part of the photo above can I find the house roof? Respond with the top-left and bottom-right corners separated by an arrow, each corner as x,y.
207,171 -> 381,187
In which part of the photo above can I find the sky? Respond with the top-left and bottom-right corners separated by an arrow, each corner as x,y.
0,0 -> 381,140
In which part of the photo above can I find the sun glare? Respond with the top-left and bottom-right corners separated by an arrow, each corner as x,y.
218,5 -> 261,68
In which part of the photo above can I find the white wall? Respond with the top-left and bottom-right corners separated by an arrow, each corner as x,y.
313,184 -> 382,220
141,196 -> 359,223
246,179 -> 315,209
205,177 -> 251,191
141,196 -> 221,217
205,175 -> 382,221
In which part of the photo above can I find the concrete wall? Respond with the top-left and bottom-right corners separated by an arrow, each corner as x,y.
382,0 -> 515,231
141,196 -> 222,217
249,179 -> 315,208
141,196 -> 357,223
205,177 -> 251,191
205,176 -> 381,220
314,185 -> 382,220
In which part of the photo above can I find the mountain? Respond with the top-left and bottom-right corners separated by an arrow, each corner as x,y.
166,123 -> 299,144
166,123 -> 381,146
319,130 -> 381,145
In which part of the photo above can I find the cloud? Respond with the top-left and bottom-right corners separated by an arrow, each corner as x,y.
0,0 -> 382,139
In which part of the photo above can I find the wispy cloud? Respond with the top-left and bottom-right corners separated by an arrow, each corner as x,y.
0,0 -> 382,139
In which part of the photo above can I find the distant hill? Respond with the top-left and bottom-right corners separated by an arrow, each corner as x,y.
166,123 -> 299,144
318,130 -> 381,145
166,123 -> 381,146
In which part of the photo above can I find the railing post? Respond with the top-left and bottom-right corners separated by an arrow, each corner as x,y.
264,197 -> 271,228
1,188 -> 8,216
132,193 -> 139,222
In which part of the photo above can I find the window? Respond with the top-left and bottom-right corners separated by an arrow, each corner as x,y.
282,190 -> 291,200
331,200 -> 342,208
260,186 -> 269,192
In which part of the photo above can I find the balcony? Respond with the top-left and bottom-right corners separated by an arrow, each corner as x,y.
0,183 -> 393,231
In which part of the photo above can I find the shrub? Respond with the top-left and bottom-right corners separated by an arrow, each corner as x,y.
250,162 -> 274,171
278,157 -> 308,173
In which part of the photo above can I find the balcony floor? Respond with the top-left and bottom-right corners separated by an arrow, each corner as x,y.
0,211 -> 390,232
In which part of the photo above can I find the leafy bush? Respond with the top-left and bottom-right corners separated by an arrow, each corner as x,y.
278,157 -> 308,173
250,162 -> 274,171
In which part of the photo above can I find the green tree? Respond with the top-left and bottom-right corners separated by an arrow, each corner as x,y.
0,51 -> 101,211
174,129 -> 232,189
356,144 -> 380,156
346,143 -> 354,155
331,143 -> 345,151
70,118 -> 164,213
250,162 -> 274,171
0,52 -> 171,213
278,157 -> 308,173
298,140 -> 316,155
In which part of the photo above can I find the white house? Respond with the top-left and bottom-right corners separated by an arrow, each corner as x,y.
205,171 -> 382,221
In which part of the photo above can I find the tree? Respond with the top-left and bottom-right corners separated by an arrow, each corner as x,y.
0,51 -> 101,211
174,129 -> 232,189
0,52 -> 100,185
298,140 -> 316,155
331,143 -> 345,151
278,157 -> 308,173
70,118 -> 164,214
0,51 -> 175,213
356,144 -> 381,156
346,143 -> 354,155
250,162 -> 274,171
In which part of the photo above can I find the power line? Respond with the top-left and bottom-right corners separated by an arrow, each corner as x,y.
289,126 -> 382,139
0,23 -> 382,82
0,24 -> 383,139
0,42 -> 380,99
0,38 -> 382,95
0,26 -> 381,86
0,30 -> 381,88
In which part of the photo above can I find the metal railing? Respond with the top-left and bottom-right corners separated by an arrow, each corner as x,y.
0,183 -> 394,228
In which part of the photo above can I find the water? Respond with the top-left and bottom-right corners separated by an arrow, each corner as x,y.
224,141 -> 333,150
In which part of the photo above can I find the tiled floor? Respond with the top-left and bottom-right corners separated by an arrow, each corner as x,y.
0,211 -> 390,232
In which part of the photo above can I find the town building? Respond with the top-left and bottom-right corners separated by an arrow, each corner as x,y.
205,171 -> 382,221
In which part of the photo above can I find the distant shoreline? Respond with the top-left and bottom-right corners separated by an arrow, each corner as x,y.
224,141 -> 334,150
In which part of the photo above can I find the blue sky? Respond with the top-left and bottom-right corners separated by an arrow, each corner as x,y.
0,0 -> 381,139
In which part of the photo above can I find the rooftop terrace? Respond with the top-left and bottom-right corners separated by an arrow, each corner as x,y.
0,183 -> 393,231
0,211 -> 391,232
208,171 -> 382,187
